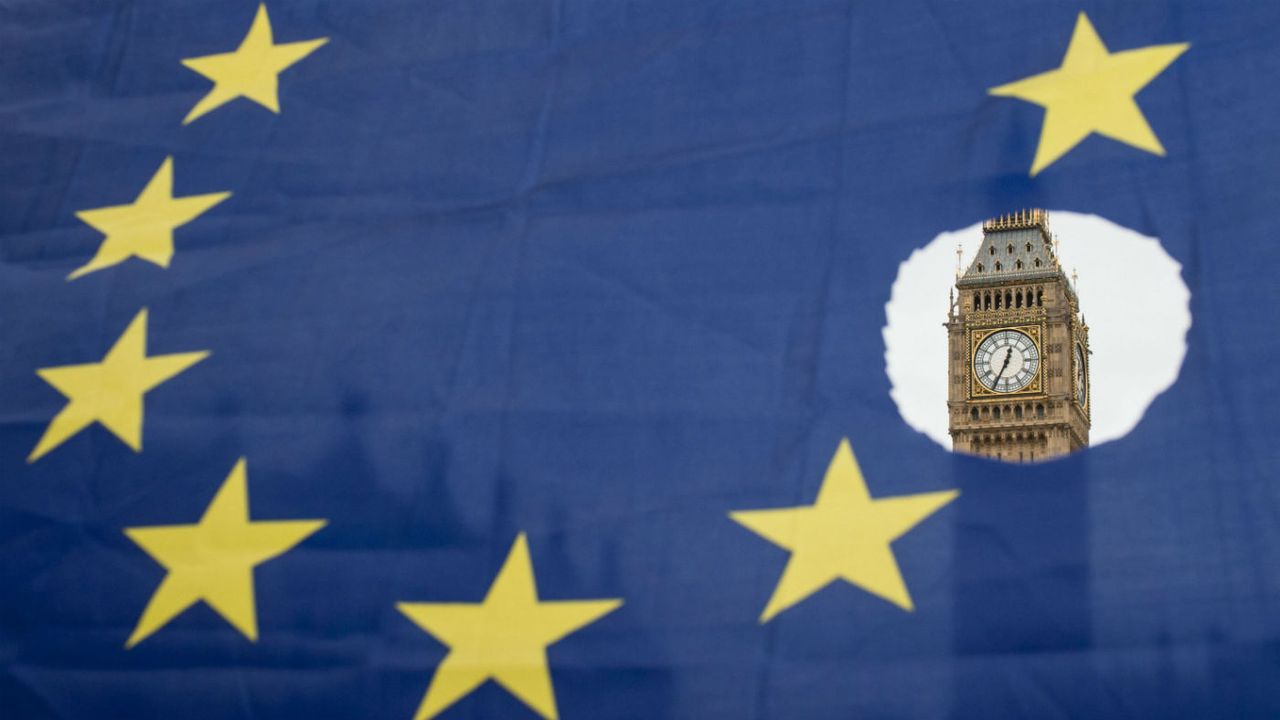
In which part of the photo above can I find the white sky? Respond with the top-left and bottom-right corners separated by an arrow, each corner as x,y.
883,212 -> 1190,451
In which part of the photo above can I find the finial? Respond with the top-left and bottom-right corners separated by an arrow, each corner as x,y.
983,208 -> 1050,234
1072,267 -> 1079,287
955,243 -> 963,277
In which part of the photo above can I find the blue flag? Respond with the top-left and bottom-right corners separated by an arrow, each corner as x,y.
2,1 -> 1277,718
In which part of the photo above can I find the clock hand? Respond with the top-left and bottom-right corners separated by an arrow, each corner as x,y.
994,348 -> 1012,387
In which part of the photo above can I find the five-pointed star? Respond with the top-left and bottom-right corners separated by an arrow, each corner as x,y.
730,439 -> 958,622
124,458 -> 326,648
397,534 -> 622,720
988,12 -> 1189,176
69,157 -> 231,280
28,309 -> 209,463
181,3 -> 328,124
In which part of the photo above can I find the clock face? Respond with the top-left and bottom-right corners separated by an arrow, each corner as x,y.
974,329 -> 1039,393
1074,343 -> 1087,407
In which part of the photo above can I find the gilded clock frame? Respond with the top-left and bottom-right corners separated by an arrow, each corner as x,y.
968,324 -> 1044,400
1072,338 -> 1089,413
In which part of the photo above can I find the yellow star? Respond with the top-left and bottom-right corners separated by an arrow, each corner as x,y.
124,458 -> 326,648
28,309 -> 209,463
397,534 -> 622,720
69,157 -> 231,280
730,439 -> 958,622
989,12 -> 1189,175
181,3 -> 328,124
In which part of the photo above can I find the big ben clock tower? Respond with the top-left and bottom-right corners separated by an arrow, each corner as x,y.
946,210 -> 1090,461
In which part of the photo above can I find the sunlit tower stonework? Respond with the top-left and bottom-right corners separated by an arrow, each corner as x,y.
946,210 -> 1090,461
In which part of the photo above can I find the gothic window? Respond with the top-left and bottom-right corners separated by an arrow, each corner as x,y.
995,261 -> 1002,271
1007,243 -> 1014,254
1015,405 -> 1023,419
995,291 -> 1002,309
1005,290 -> 1012,307
1036,288 -> 1044,306
1015,260 -> 1023,270
973,292 -> 980,311
977,263 -> 984,273
993,406 -> 1001,419
983,291 -> 991,310
971,408 -> 979,421
1025,242 -> 1032,252
989,246 -> 995,256
1034,258 -> 1041,268
1016,290 -> 1023,308
1036,403 -> 1045,418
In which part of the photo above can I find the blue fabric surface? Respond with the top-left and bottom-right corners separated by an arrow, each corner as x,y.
1,1 -> 1277,717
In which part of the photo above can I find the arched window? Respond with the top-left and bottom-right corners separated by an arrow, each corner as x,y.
1015,260 -> 1024,270
1016,290 -> 1023,308
1026,242 -> 1032,252
977,263 -> 984,273
1034,258 -> 1041,268
1036,403 -> 1045,419
1036,288 -> 1044,306
993,406 -> 1001,419
1015,405 -> 1023,419
971,408 -> 979,421
973,292 -> 980,311
995,291 -> 1002,309
1007,243 -> 1014,254
989,246 -> 996,256
995,261 -> 1002,271
1005,290 -> 1012,307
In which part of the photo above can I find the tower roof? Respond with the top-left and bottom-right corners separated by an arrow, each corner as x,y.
957,209 -> 1065,288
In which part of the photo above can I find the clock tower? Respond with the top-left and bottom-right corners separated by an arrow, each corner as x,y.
946,210 -> 1090,461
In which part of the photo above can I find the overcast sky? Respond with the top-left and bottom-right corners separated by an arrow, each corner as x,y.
884,212 -> 1190,453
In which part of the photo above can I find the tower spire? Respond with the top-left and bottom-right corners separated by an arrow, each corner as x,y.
959,209 -> 1058,286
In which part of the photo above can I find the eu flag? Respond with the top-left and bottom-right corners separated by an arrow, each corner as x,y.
3,1 -> 1279,718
